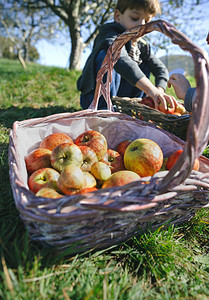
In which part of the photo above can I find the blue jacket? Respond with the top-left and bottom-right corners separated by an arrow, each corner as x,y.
185,87 -> 196,112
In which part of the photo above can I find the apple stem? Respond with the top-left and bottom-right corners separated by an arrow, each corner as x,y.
84,135 -> 89,142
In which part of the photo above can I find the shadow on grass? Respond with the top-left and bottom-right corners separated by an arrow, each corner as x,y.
0,105 -> 81,129
0,105 -> 84,270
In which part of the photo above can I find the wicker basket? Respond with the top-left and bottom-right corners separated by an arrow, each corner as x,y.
112,96 -> 191,140
9,20 -> 209,255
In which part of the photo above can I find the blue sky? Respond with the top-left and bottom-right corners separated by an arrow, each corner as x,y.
36,39 -> 91,69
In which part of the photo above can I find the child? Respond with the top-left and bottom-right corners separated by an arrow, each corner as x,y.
168,73 -> 196,112
77,0 -> 177,111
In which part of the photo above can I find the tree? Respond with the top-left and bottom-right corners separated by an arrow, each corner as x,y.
0,0 -> 63,68
28,0 -> 115,70
0,35 -> 39,61
150,0 -> 209,57
28,0 -> 208,70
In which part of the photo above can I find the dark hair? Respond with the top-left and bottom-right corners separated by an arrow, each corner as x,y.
115,0 -> 161,15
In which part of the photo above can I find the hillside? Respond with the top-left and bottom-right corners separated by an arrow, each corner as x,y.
160,54 -> 194,76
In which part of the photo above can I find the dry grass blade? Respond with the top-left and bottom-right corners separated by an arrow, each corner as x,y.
1,254 -> 14,295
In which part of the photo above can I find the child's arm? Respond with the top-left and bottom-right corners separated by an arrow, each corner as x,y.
135,76 -> 178,111
167,73 -> 191,100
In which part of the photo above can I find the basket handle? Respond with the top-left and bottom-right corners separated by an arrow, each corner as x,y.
92,20 -> 209,191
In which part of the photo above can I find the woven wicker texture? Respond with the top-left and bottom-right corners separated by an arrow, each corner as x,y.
9,20 -> 209,254
112,96 -> 191,140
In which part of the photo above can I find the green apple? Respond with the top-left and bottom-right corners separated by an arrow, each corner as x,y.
50,143 -> 83,172
57,164 -> 86,195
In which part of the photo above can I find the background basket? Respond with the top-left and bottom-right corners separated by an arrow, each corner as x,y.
112,96 -> 191,140
9,20 -> 209,255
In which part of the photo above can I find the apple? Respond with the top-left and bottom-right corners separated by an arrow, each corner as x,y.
74,130 -> 107,160
90,161 -> 111,181
141,96 -> 155,108
83,172 -> 97,188
124,138 -> 163,177
25,148 -> 52,175
50,143 -> 83,172
28,167 -> 60,194
39,132 -> 74,151
160,158 -> 168,171
175,103 -> 186,115
35,187 -> 63,199
78,145 -> 98,172
57,164 -> 86,195
100,149 -> 125,173
158,102 -> 175,114
116,139 -> 133,157
166,149 -> 199,171
172,112 -> 181,116
77,187 -> 98,194
102,170 -> 140,189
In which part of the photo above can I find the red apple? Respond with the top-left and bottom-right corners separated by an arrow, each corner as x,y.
158,102 -> 175,114
102,170 -> 140,189
39,132 -> 74,151
100,149 -> 125,173
35,187 -> 63,199
77,187 -> 98,194
78,145 -> 98,172
116,139 -> 133,157
141,96 -> 155,108
25,148 -> 52,175
74,130 -> 107,160
57,165 -> 86,195
28,167 -> 60,194
91,161 -> 111,181
166,149 -> 199,171
124,138 -> 163,177
50,143 -> 83,172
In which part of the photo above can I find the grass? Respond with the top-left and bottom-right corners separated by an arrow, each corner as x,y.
1,58 -> 209,299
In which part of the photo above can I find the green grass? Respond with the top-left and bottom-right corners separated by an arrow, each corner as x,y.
1,59 -> 209,299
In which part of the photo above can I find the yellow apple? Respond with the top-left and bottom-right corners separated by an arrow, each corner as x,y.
102,170 -> 140,189
83,172 -> 97,188
124,138 -> 163,177
90,161 -> 111,181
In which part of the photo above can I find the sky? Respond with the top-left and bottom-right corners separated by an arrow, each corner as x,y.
36,39 -> 92,69
36,1 -> 209,70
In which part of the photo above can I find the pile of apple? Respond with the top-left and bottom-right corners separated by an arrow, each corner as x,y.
25,130 -> 200,199
140,96 -> 187,116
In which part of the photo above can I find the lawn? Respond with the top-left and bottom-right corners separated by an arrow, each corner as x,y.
0,59 -> 209,299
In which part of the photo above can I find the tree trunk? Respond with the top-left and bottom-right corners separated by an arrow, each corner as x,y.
17,49 -> 27,69
23,41 -> 30,62
69,27 -> 85,70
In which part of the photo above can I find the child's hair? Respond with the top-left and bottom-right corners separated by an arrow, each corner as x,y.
115,0 -> 161,15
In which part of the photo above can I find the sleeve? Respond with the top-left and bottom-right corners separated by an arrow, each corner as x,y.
184,87 -> 197,112
145,53 -> 169,91
114,46 -> 146,85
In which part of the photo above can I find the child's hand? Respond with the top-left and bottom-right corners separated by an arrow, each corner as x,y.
152,91 -> 178,113
167,73 -> 191,100
135,76 -> 178,112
